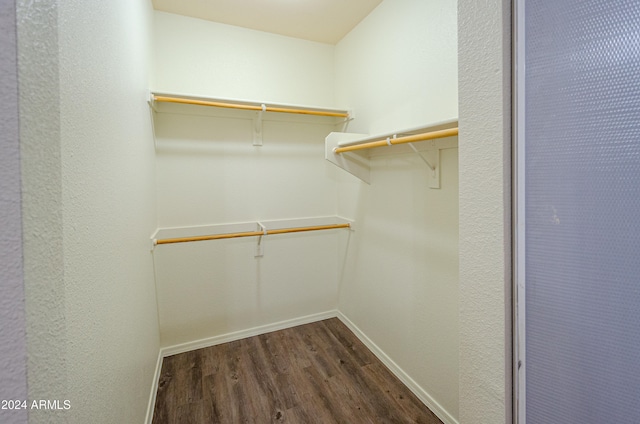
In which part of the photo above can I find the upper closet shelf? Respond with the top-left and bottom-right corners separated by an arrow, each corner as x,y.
149,91 -> 350,119
148,91 -> 351,146
325,119 -> 458,187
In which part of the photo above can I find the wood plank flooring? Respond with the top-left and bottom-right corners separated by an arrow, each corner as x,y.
152,318 -> 444,424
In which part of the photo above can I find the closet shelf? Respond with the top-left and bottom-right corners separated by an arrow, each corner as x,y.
325,119 -> 458,187
151,216 -> 353,255
148,91 -> 351,146
149,91 -> 350,119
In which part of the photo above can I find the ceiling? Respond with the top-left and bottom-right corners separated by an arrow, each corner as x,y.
151,0 -> 383,45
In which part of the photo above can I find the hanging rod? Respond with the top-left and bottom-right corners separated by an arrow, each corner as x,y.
156,230 -> 265,245
333,127 -> 458,154
153,95 -> 350,118
154,223 -> 351,246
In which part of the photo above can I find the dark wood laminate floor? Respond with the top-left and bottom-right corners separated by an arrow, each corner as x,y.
152,318 -> 444,424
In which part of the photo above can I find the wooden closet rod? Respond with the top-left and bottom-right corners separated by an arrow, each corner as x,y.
153,95 -> 349,118
156,230 -> 265,245
333,127 -> 459,154
155,223 -> 351,245
265,223 -> 350,236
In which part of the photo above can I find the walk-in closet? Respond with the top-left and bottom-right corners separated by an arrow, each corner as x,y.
149,1 -> 458,422
12,0 -> 511,423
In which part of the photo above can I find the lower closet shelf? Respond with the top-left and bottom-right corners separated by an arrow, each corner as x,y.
150,216 -> 353,249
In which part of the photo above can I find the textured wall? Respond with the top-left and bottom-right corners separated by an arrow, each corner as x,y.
458,0 -> 511,423
17,1 -> 68,422
0,0 -> 28,422
57,0 -> 160,422
18,0 -> 161,422
334,0 -> 460,422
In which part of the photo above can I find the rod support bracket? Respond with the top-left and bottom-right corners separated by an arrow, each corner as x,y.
149,228 -> 160,251
255,222 -> 266,257
253,106 -> 265,146
408,142 -> 440,189
425,148 -> 440,189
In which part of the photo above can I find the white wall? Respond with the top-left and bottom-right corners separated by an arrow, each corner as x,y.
152,12 -> 346,347
19,0 -> 161,422
153,113 -> 345,347
458,0 -> 511,422
153,11 -> 336,107
334,0 -> 460,422
0,1 -> 28,422
335,0 -> 458,135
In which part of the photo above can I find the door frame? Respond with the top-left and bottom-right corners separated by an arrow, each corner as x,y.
512,0 -> 526,422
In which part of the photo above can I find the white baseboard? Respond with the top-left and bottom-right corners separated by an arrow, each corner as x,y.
336,311 -> 459,424
144,350 -> 164,424
160,310 -> 338,358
